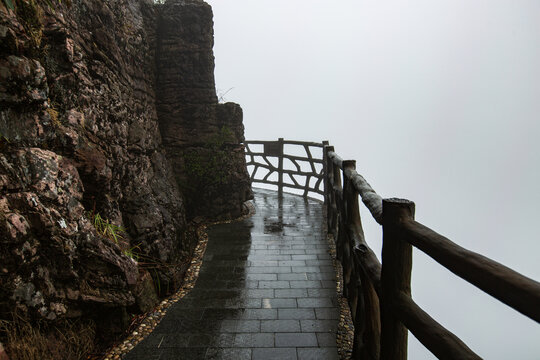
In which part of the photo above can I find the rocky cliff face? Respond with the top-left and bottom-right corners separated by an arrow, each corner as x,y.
0,0 -> 251,344
156,0 -> 252,220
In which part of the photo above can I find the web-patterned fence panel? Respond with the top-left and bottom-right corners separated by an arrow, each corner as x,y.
244,139 -> 325,198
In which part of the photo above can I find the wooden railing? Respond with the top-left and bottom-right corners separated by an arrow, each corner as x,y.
324,146 -> 540,360
245,139 -> 540,359
244,138 -> 325,198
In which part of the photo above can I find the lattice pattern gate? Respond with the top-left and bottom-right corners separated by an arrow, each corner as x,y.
244,138 -> 326,198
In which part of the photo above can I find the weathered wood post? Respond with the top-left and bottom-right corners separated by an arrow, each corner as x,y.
381,198 -> 415,360
278,138 -> 284,197
341,160 -> 357,300
322,140 -> 329,204
325,146 -> 337,239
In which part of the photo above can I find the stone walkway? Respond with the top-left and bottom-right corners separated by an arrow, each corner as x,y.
124,189 -> 339,360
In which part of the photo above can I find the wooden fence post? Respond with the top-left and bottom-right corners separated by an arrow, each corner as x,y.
341,160 -> 357,299
381,198 -> 415,360
278,138 -> 284,197
322,140 -> 329,203
325,146 -> 337,239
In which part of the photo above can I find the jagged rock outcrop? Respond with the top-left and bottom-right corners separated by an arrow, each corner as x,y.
156,0 -> 252,220
0,0 -> 251,345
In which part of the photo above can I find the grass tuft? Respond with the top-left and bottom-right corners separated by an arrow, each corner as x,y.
90,212 -> 125,245
0,312 -> 95,360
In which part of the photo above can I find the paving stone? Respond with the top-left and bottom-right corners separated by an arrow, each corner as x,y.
278,260 -> 306,266
305,249 -> 327,255
297,347 -> 339,360
243,309 -> 278,320
297,298 -> 336,308
261,320 -> 301,332
159,348 -> 208,360
234,333 -> 275,347
242,289 -> 274,298
278,308 -> 316,320
315,308 -> 339,320
316,332 -> 337,347
202,309 -> 245,320
252,347 -> 297,360
274,289 -> 308,298
236,320 -> 261,332
250,260 -> 279,266
321,280 -> 337,288
247,266 -> 292,274
306,260 -> 333,267
205,347 -> 252,360
262,298 -> 297,309
259,280 -> 290,289
306,272 -> 336,280
275,332 -> 318,347
279,249 -> 306,255
307,288 -> 337,297
291,254 -> 319,260
300,320 -> 338,332
291,266 -> 321,273
278,273 -> 308,281
247,273 -> 278,281
188,334 -> 214,347
289,280 -> 322,289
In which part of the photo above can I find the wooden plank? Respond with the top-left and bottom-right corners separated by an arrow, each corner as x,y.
402,220 -> 540,323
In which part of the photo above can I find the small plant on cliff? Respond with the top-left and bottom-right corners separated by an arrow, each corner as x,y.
90,212 -> 125,244
89,212 -> 143,261
46,105 -> 60,127
11,0 -> 44,49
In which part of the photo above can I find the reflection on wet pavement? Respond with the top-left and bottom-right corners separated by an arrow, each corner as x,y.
125,189 -> 339,360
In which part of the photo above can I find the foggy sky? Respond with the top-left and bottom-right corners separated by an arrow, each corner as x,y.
205,1 -> 540,358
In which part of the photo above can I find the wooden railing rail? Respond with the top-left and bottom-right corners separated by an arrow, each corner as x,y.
245,140 -> 540,359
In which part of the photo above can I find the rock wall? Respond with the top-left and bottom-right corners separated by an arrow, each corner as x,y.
156,0 -> 252,220
0,0 -> 251,342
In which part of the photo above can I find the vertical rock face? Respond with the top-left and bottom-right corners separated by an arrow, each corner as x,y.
156,0 -> 252,220
0,0 -> 251,340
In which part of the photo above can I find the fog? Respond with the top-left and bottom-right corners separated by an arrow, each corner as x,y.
205,0 -> 540,358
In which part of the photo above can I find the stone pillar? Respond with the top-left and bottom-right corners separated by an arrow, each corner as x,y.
156,0 -> 252,220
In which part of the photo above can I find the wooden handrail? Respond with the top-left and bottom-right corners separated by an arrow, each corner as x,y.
394,292 -> 480,360
328,150 -> 383,223
246,140 -> 540,359
401,220 -> 540,323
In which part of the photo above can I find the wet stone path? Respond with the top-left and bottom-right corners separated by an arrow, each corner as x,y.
125,189 -> 339,360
